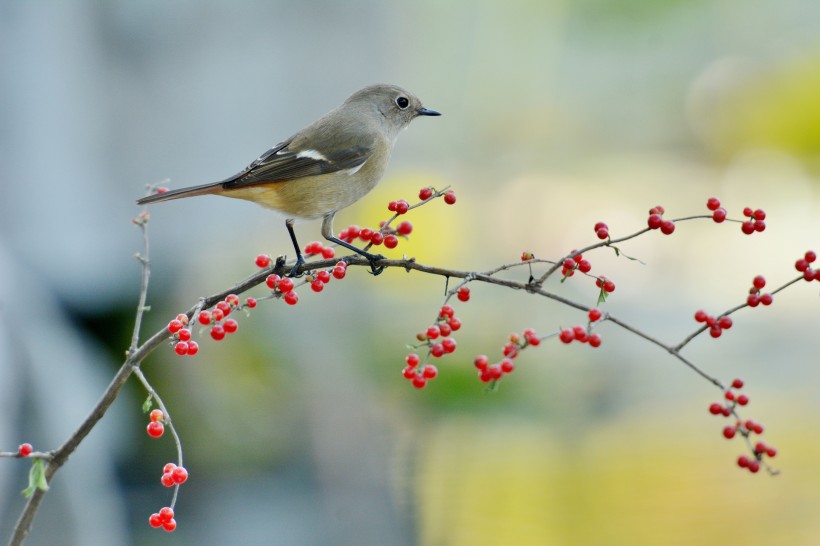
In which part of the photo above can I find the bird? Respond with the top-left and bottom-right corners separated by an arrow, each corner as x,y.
136,84 -> 440,275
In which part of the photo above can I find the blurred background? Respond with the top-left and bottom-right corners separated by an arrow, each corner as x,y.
1,0 -> 820,544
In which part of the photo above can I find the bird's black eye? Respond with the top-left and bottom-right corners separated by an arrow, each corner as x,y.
396,96 -> 409,109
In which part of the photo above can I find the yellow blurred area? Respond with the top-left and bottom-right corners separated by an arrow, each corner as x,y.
416,413 -> 820,546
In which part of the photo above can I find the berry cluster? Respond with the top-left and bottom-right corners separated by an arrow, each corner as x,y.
473,329 -> 541,384
160,461 -> 188,488
146,408 -> 165,439
562,252 -> 592,277
594,221 -> 610,240
694,310 -> 733,338
559,308 -> 604,347
795,250 -> 819,282
167,314 -> 199,356
746,275 -> 773,307
647,205 -> 676,235
707,378 -> 776,474
707,197 -> 727,223
740,206 -> 766,235
148,506 -> 176,533
594,276 -> 616,299
403,304 -> 463,389
303,241 -> 336,260
198,294 -> 251,341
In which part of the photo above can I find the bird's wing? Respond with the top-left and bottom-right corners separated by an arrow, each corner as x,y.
220,137 -> 372,189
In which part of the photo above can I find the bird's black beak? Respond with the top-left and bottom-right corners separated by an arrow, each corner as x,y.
417,107 -> 441,116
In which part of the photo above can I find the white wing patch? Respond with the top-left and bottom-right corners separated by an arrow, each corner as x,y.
341,160 -> 367,176
296,149 -> 328,161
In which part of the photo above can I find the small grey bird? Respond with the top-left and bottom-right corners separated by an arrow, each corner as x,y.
136,84 -> 440,275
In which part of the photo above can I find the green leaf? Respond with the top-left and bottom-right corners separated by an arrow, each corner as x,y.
142,395 -> 154,414
21,459 -> 48,497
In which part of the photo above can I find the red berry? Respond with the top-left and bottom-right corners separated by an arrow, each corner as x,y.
588,333 -> 603,348
387,200 -> 397,212
315,270 -> 331,283
795,258 -> 809,272
448,317 -> 462,331
397,221 -> 413,236
185,341 -> 198,356
760,293 -> 773,305
168,319 -> 184,334
709,326 -> 722,338
488,364 -> 503,380
311,279 -> 325,292
223,318 -> 238,333
419,187 -> 433,200
173,341 -> 188,355
585,308 -> 602,323
402,366 -> 417,379
577,259 -> 592,273
149,513 -> 163,528
265,274 -> 280,289
216,301 -> 232,316
717,316 -> 733,330
603,280 -> 615,293
162,519 -> 177,532
741,221 -> 755,234
660,220 -> 676,235
736,394 -> 749,406
765,446 -> 777,458
406,353 -> 420,367
321,247 -> 335,259
160,472 -> 175,487
708,402 -> 723,415
438,322 -> 452,336
422,364 -> 438,379
395,200 -> 410,214
737,455 -> 750,469
383,234 -> 399,249
172,466 -> 188,484
442,337 -> 457,353
277,277 -> 294,293
457,286 -> 470,302
722,426 -> 736,439
712,208 -> 727,223
559,328 -> 574,344
706,197 -> 720,211
17,443 -> 33,457
255,254 -> 271,268
731,378 -> 744,389
412,375 -> 427,389
752,275 -> 766,289
197,310 -> 211,325
753,220 -> 766,232
426,325 -> 441,340
210,325 -> 226,341
147,421 -> 164,438
370,232 -> 384,245
806,250 -> 817,263
748,460 -> 760,473
439,304 -> 455,319
694,310 -> 708,322
527,334 -> 541,347
753,209 -> 766,220
430,343 -> 445,358
159,507 -> 175,523
647,213 -> 663,229
746,294 -> 760,307
163,463 -> 177,474
595,228 -> 609,240
149,409 -> 164,422
594,221 -> 608,232
474,355 -> 489,370
573,325 -> 588,342
443,191 -> 456,205
332,266 -> 347,279
743,206 -> 753,217
359,228 -> 373,242
500,358 -> 515,373
284,291 -> 299,305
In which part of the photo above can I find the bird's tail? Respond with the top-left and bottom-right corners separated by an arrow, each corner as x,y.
136,182 -> 223,205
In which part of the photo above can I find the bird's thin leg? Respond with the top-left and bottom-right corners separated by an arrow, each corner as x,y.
321,213 -> 385,275
285,218 -> 307,277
